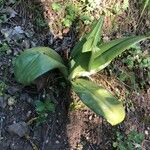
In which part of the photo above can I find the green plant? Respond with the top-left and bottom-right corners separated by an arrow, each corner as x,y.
28,4 -> 48,29
113,130 -> 144,150
51,2 -> 62,12
0,0 -> 4,6
35,100 -> 55,124
0,80 -> 7,96
62,4 -> 77,27
69,100 -> 84,111
0,42 -> 10,53
14,17 -> 149,125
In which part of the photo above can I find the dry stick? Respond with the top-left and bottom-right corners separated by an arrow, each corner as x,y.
25,134 -> 38,150
41,123 -> 50,150
27,117 -> 38,125
89,143 -> 96,150
47,114 -> 57,146
0,117 -> 3,140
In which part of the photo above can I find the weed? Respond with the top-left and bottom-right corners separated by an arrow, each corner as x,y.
110,43 -> 150,90
35,100 -> 55,125
69,100 -> 84,111
50,0 -> 129,29
35,17 -> 47,28
28,4 -> 48,29
113,130 -> 144,150
62,3 -> 77,27
0,80 -> 7,96
0,0 -> 4,6
0,14 -> 7,25
51,2 -> 62,12
0,42 -> 10,53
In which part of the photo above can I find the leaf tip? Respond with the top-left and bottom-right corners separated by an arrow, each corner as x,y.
107,106 -> 126,126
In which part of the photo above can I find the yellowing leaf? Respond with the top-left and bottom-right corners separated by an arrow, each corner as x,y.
72,78 -> 125,125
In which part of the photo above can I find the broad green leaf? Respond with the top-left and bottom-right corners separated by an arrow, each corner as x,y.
69,65 -> 90,80
140,0 -> 150,18
70,16 -> 104,58
82,16 -> 104,53
29,47 -> 63,63
83,17 -> 104,70
14,47 -> 68,85
72,78 -> 125,125
35,101 -> 45,112
70,17 -> 104,73
70,37 -> 86,58
45,100 -> 55,112
94,37 -> 130,58
69,52 -> 91,79
91,36 -> 150,72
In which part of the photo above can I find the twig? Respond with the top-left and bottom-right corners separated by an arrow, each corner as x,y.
41,123 -> 50,150
27,117 -> 38,125
25,134 -> 38,150
0,117 -> 3,141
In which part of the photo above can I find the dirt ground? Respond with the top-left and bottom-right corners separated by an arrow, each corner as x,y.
0,0 -> 150,150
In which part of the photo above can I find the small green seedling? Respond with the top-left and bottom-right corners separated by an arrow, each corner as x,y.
0,43 -> 10,53
51,2 -> 62,12
0,80 -> 7,96
62,4 -> 77,27
14,16 -> 150,125
69,100 -> 84,111
113,130 -> 144,150
35,100 -> 55,124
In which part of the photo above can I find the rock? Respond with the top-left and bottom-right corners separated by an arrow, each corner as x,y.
1,26 -> 24,42
7,86 -> 20,95
7,122 -> 29,137
7,97 -> 16,106
20,93 -> 33,103
145,130 -> 149,135
89,115 -> 92,120
55,140 -> 60,144
13,26 -> 24,34
5,7 -> 17,18
22,39 -> 31,49
0,96 -> 7,108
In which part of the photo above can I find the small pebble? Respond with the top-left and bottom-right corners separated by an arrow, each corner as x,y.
7,86 -> 20,95
0,96 -> 7,108
89,115 -> 92,120
45,139 -> 49,144
8,97 -> 16,106
26,111 -> 32,117
8,121 -> 29,137
55,140 -> 60,144
145,130 -> 148,135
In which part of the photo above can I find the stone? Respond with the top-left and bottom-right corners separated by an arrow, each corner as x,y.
0,96 -> 7,108
7,86 -> 20,95
7,122 -> 29,137
7,97 -> 16,106
20,93 -> 33,103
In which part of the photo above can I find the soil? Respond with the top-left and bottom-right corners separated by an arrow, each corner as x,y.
0,0 -> 150,150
